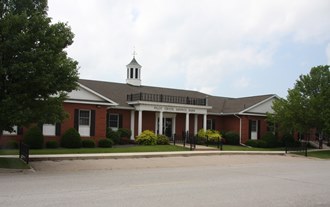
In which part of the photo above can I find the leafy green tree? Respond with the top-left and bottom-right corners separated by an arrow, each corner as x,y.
269,65 -> 330,138
0,0 -> 79,132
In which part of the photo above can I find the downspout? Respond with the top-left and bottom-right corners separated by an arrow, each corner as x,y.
234,114 -> 242,145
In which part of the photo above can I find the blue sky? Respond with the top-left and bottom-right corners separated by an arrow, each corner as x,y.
48,0 -> 330,98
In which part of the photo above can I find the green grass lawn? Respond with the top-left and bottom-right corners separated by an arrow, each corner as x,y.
0,158 -> 30,169
0,145 -> 188,155
294,150 -> 330,159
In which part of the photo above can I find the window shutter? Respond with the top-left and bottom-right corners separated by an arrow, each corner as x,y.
257,120 -> 261,140
119,114 -> 123,128
74,109 -> 79,131
90,110 -> 96,136
55,123 -> 61,136
37,123 -> 43,132
248,120 -> 252,140
212,119 -> 216,130
17,127 -> 23,135
106,112 -> 109,128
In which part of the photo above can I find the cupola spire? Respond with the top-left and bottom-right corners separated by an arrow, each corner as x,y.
126,50 -> 142,86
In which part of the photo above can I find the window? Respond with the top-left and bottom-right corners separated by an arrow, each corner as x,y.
109,114 -> 119,128
79,110 -> 90,126
43,124 -> 56,136
130,68 -> 134,78
2,126 -> 18,135
207,119 -> 215,130
135,68 -> 138,79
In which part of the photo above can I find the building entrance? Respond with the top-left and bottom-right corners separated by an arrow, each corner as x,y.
163,118 -> 173,137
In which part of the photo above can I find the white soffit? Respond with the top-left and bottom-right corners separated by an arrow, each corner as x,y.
242,96 -> 277,114
66,83 -> 117,105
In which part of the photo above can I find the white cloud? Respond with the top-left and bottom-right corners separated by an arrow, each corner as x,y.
47,0 -> 330,97
326,43 -> 330,65
233,76 -> 251,89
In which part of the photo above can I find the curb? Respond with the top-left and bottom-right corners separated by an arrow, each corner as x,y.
25,151 -> 286,161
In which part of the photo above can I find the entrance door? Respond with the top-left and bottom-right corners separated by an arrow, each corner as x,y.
163,118 -> 173,137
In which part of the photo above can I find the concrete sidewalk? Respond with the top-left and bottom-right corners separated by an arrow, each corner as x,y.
0,150 -> 286,161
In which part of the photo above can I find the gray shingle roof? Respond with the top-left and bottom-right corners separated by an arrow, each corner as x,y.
126,57 -> 141,67
78,79 -> 274,114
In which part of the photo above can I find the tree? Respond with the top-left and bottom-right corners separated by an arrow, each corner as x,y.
0,0 -> 79,132
269,65 -> 330,138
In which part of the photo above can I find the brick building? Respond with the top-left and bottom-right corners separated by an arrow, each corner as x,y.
0,57 -> 278,146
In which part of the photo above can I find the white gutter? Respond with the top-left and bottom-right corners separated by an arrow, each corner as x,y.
234,114 -> 242,145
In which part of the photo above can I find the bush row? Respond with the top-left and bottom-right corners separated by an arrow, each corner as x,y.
135,130 -> 170,145
245,132 -> 304,148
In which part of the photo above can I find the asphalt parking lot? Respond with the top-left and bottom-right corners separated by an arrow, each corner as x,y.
1,155 -> 330,207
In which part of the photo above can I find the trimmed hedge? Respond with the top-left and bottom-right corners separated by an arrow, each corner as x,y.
224,131 -> 240,145
3,140 -> 19,149
157,135 -> 170,145
23,126 -> 44,149
106,128 -> 120,145
61,128 -> 82,148
117,128 -> 131,138
46,141 -> 59,149
82,139 -> 95,148
98,138 -> 113,148
245,132 -> 281,148
135,130 -> 157,145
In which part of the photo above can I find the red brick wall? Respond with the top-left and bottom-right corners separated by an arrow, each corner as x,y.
0,102 -> 108,147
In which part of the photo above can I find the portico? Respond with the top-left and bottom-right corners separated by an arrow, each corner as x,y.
127,97 -> 211,140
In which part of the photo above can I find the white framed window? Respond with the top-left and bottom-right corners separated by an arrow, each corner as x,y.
2,126 -> 18,135
109,114 -> 119,129
43,124 -> 56,136
250,120 -> 258,140
207,119 -> 215,130
79,110 -> 90,136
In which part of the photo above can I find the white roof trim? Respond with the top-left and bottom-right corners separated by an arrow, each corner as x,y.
65,100 -> 114,106
67,83 -> 118,106
239,95 -> 278,114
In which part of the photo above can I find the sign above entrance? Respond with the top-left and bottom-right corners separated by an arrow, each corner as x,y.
154,106 -> 196,113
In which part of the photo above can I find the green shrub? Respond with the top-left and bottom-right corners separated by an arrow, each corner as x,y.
23,126 -> 44,149
61,128 -> 82,148
82,139 -> 95,148
106,128 -> 120,145
197,129 -> 222,144
119,137 -> 131,145
98,138 -> 113,148
261,132 -> 281,148
46,141 -> 59,149
117,128 -> 131,138
157,135 -> 170,145
3,140 -> 19,149
135,130 -> 157,145
224,131 -> 240,145
245,140 -> 267,148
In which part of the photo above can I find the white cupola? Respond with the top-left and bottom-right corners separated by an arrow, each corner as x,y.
126,55 -> 142,86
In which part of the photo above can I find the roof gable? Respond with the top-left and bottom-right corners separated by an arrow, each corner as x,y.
65,83 -> 118,106
241,95 -> 278,114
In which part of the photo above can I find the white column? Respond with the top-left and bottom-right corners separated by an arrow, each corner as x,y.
159,111 -> 163,135
130,110 -> 135,140
203,113 -> 207,131
194,114 -> 198,135
185,113 -> 190,133
138,110 -> 143,135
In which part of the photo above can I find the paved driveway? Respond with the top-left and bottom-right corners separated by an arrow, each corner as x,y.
1,155 -> 330,207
